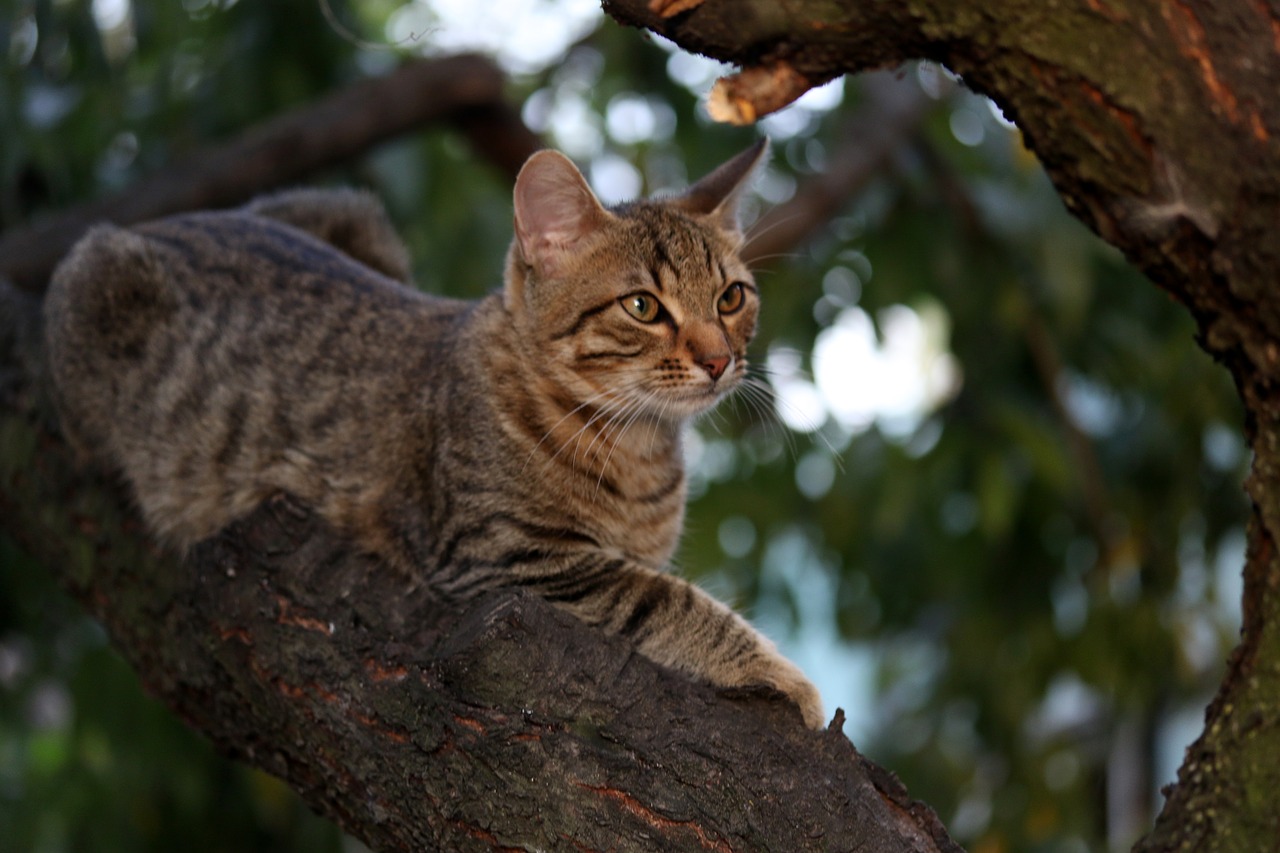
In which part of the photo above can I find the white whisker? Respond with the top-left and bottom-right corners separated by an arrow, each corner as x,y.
746,252 -> 803,269
564,398 -> 628,469
735,376 -> 801,459
540,375 -> 650,470
742,210 -> 807,253
520,385 -> 621,474
595,395 -> 654,499
581,392 -> 644,468
737,370 -> 845,472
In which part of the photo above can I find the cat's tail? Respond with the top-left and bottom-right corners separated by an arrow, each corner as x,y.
245,188 -> 413,284
43,224 -> 178,460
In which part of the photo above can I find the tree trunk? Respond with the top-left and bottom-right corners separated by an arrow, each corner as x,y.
600,0 -> 1280,848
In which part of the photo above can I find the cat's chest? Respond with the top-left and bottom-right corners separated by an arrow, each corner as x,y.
548,462 -> 687,569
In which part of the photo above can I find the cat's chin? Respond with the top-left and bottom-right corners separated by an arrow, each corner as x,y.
657,387 -> 730,420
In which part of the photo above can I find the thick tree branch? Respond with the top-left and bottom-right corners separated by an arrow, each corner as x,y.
601,0 -> 1280,848
605,0 -> 1280,315
0,332 -> 958,850
0,53 -> 541,294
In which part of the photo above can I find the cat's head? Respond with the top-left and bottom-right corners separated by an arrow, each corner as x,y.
505,140 -> 768,423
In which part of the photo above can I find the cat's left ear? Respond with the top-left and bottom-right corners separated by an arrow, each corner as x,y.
512,150 -> 612,279
672,137 -> 770,242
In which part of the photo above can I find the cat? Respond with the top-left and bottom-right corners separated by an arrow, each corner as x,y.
42,139 -> 824,729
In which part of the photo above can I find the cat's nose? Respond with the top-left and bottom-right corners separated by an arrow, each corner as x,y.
699,355 -> 730,381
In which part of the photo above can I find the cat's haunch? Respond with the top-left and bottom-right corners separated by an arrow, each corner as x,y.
43,140 -> 825,729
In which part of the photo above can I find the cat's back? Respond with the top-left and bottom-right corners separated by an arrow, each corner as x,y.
133,209 -> 446,321
44,208 -> 472,546
46,208 -> 464,412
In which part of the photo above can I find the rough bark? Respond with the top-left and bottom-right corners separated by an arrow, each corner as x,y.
601,0 -> 1280,848
0,329 -> 957,851
0,53 -> 956,852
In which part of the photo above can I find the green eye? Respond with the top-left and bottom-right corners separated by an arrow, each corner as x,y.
717,282 -> 746,315
621,292 -> 662,323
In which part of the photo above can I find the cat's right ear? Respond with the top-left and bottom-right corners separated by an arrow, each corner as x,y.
672,137 -> 769,243
512,150 -> 611,280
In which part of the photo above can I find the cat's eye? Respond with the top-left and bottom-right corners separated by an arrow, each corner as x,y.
621,292 -> 662,323
717,282 -> 746,315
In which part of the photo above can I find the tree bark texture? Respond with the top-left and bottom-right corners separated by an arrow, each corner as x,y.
0,53 -> 958,852
601,0 -> 1280,849
0,356 -> 957,852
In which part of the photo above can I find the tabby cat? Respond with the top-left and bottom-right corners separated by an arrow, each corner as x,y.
43,140 -> 824,729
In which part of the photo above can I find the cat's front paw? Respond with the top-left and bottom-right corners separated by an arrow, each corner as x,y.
737,653 -> 825,730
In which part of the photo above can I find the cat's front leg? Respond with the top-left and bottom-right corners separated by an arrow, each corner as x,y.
518,559 -> 825,729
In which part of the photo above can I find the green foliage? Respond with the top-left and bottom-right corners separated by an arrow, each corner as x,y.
0,2 -> 1248,851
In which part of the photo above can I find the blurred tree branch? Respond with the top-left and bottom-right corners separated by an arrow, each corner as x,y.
916,137 -> 1125,576
0,53 -> 541,294
742,72 -> 935,267
603,0 -> 1280,848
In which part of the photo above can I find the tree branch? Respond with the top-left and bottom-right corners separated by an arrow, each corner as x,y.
0,53 -> 542,294
0,339 -> 959,850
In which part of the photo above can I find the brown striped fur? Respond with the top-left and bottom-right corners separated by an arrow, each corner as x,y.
43,141 -> 823,728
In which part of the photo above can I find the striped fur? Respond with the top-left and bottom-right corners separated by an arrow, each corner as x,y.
43,142 -> 823,728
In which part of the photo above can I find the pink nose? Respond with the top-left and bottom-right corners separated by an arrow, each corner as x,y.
700,355 -> 730,381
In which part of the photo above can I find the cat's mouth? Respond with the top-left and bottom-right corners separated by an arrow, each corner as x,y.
615,377 -> 737,421
658,384 -> 732,416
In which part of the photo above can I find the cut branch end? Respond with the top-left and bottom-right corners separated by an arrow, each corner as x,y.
707,63 -> 817,125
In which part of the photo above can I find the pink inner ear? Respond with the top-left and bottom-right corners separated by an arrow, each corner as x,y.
514,152 -> 608,273
532,186 -> 593,248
